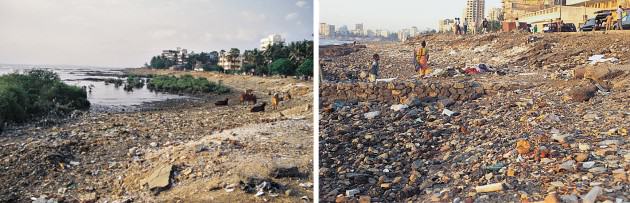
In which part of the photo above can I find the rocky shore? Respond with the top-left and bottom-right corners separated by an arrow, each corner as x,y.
320,32 -> 630,202
0,69 -> 314,202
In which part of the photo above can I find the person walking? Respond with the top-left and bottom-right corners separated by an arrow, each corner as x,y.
463,19 -> 469,35
617,5 -> 623,30
482,18 -> 489,33
369,54 -> 379,82
416,41 -> 431,78
455,18 -> 461,35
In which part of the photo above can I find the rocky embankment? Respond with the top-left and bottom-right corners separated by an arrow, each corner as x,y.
320,32 -> 630,202
0,69 -> 314,202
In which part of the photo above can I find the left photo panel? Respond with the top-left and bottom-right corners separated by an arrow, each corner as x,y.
0,0 -> 314,202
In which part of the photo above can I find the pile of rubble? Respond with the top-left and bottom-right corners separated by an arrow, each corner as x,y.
0,72 -> 314,202
321,32 -> 630,82
320,32 -> 630,202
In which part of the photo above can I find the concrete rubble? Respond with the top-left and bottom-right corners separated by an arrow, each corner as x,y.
0,71 -> 314,202
320,32 -> 630,202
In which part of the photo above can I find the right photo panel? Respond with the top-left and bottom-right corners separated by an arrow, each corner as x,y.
319,0 -> 630,202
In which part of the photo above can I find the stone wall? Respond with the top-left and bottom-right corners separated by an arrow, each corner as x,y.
320,80 -> 487,105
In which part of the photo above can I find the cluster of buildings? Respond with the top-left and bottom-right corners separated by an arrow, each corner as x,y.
505,0 -> 629,31
161,47 -> 189,65
438,0 -> 629,33
320,22 -> 433,42
319,23 -> 371,38
166,34 -> 286,72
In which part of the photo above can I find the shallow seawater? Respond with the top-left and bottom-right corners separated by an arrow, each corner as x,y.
0,64 -> 187,109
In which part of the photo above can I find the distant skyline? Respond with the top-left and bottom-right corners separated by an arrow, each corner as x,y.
320,0 -> 502,31
0,0 -> 313,67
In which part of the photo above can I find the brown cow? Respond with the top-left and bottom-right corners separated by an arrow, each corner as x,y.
271,93 -> 280,110
240,92 -> 257,105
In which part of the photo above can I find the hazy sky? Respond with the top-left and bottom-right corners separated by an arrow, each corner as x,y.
0,0 -> 313,67
320,0 -> 502,31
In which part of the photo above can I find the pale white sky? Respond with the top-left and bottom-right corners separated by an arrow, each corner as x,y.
320,0 -> 502,31
0,0 -> 313,67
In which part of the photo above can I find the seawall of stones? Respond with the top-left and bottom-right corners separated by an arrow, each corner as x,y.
320,80 -> 487,105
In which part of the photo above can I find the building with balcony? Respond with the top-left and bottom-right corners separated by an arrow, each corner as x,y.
218,51 -> 242,71
161,47 -> 188,65
260,34 -> 285,51
519,5 -> 601,30
566,0 -> 630,9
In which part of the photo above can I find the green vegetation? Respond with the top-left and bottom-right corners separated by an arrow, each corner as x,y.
0,69 -> 90,123
104,78 -> 124,87
297,58 -> 314,77
145,40 -> 313,77
149,55 -> 176,69
269,59 -> 294,76
147,75 -> 230,94
124,76 -> 145,91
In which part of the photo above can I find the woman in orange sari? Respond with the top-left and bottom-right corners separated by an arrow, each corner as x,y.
416,41 -> 431,78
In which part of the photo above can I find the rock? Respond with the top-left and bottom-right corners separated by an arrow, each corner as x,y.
612,169 -> 627,182
560,194 -> 579,203
559,160 -> 576,171
437,98 -> 455,108
516,140 -> 531,155
364,111 -> 380,119
582,161 -> 596,169
442,109 -> 457,116
566,85 -> 597,102
335,196 -> 348,203
578,143 -> 591,151
575,153 -> 588,162
549,181 -> 564,188
270,165 -> 300,178
543,192 -> 560,203
390,104 -> 408,112
149,142 -> 158,147
588,167 -> 606,174
475,183 -> 504,193
143,164 -> 173,194
359,195 -> 371,203
380,183 -> 391,189
582,186 -> 602,203
79,192 -> 97,203
551,134 -> 569,143
346,188 -> 360,197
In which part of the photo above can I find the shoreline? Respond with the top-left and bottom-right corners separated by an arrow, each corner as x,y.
0,68 -> 314,202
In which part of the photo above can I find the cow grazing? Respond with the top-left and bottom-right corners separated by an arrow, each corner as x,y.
250,102 -> 267,112
214,98 -> 229,106
240,92 -> 257,105
271,93 -> 280,110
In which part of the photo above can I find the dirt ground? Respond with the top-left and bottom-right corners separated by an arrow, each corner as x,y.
0,69 -> 313,202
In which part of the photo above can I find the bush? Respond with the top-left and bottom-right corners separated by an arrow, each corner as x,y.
0,69 -> 90,123
147,75 -> 230,94
268,58 -> 294,76
124,76 -> 144,91
203,65 -> 224,72
297,58 -> 313,76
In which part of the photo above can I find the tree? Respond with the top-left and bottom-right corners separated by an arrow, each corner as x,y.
268,58 -> 294,76
228,48 -> 240,62
297,58 -> 313,76
208,51 -> 219,65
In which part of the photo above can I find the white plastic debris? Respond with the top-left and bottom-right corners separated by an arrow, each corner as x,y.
442,109 -> 456,116
390,104 -> 408,112
376,78 -> 396,83
588,55 -> 619,65
364,111 -> 380,119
